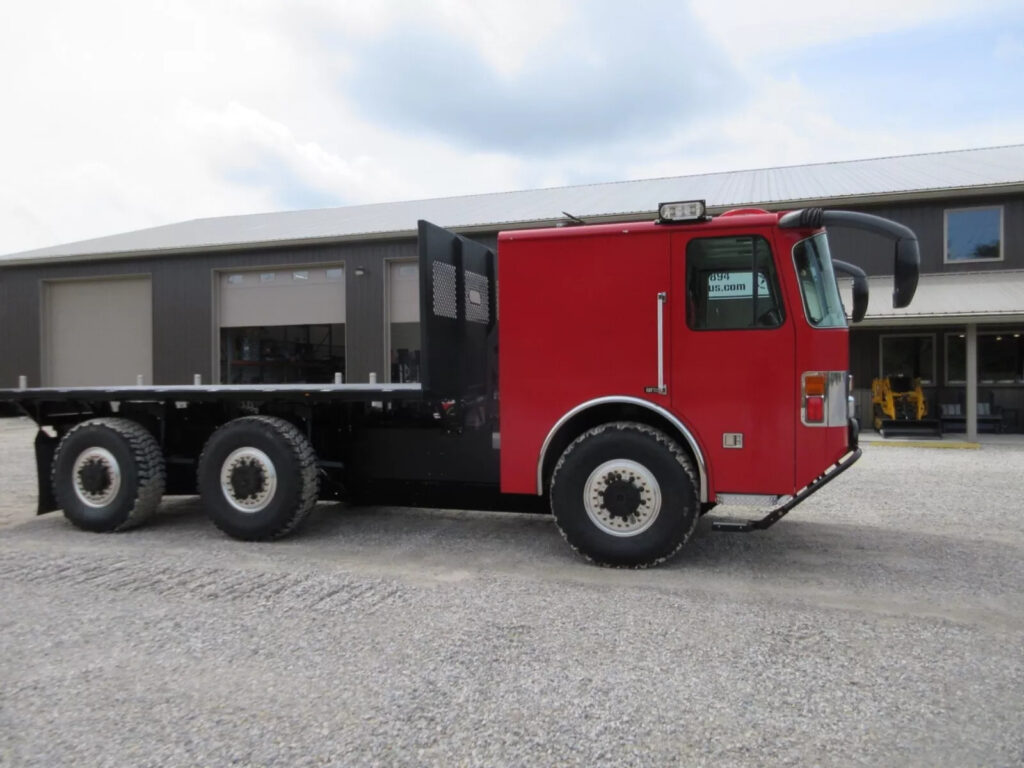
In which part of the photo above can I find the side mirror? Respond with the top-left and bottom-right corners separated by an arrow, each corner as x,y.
893,237 -> 919,309
786,210 -> 921,309
832,260 -> 868,323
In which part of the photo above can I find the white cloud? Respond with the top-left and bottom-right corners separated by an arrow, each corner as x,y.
620,71 -> 1024,184
688,0 -> 1010,62
0,1 -> 1020,255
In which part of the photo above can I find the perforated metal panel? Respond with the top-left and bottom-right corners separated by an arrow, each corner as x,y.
418,221 -> 496,397
465,270 -> 490,325
432,262 -> 458,319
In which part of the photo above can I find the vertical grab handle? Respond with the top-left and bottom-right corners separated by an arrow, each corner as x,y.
645,292 -> 668,395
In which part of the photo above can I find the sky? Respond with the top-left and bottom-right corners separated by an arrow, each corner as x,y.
1,0 -> 1022,256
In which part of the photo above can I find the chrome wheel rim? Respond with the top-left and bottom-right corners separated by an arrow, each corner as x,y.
72,448 -> 122,508
583,459 -> 661,537
220,447 -> 277,513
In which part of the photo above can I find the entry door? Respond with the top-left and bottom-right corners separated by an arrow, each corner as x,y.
669,232 -> 795,495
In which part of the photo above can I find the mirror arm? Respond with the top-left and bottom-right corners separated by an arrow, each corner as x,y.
779,208 -> 919,309
832,259 -> 869,323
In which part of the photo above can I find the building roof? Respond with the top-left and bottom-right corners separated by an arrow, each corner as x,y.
4,144 -> 1024,266
843,270 -> 1024,327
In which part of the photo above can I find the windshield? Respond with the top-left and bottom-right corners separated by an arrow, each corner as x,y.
792,233 -> 846,328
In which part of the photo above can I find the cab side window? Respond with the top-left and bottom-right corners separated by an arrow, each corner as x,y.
686,236 -> 784,330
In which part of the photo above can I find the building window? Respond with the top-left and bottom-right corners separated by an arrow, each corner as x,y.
946,331 -> 1024,384
388,261 -> 421,383
880,334 -> 935,384
686,236 -> 784,330
220,324 -> 346,384
944,206 -> 1003,262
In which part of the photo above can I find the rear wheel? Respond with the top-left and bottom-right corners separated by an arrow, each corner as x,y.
550,422 -> 699,567
52,418 -> 165,532
197,416 -> 318,541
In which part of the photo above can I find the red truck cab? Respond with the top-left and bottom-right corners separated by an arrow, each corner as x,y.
498,202 -> 917,564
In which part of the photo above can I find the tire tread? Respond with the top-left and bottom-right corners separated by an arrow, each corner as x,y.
52,417 -> 165,532
550,421 -> 699,568
197,415 -> 318,541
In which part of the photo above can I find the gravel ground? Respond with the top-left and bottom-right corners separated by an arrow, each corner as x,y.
0,417 -> 1022,767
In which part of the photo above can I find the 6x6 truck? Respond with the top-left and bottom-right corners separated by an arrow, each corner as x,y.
0,201 -> 919,566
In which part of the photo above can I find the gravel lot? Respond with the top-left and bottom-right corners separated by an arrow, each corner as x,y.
1,416 -> 1022,767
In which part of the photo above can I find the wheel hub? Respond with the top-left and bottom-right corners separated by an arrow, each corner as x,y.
220,447 -> 277,513
601,475 -> 643,519
78,459 -> 113,495
72,448 -> 122,508
583,459 -> 662,538
229,460 -> 266,500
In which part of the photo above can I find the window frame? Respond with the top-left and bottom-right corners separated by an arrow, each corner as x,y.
219,322 -> 347,385
945,329 -> 1024,385
878,332 -> 936,385
791,233 -> 847,330
685,234 -> 786,332
943,205 -> 1004,264
944,332 -> 966,385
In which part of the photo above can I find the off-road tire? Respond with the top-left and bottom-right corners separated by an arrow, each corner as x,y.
197,416 -> 318,541
52,418 -> 165,532
550,421 -> 699,567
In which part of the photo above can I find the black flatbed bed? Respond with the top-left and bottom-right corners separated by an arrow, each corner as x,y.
0,382 -> 425,405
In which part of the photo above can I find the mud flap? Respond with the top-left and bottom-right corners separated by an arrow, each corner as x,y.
35,429 -> 59,514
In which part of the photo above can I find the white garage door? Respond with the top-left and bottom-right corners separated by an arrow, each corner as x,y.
219,266 -> 346,327
44,276 -> 153,386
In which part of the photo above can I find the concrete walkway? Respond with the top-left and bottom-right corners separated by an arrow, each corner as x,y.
861,428 -> 1024,449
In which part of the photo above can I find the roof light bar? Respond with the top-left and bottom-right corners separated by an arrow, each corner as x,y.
657,200 -> 707,223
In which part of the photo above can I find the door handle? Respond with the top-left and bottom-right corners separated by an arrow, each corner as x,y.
645,292 -> 667,395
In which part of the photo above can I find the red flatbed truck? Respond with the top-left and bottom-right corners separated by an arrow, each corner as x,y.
0,202 -> 919,567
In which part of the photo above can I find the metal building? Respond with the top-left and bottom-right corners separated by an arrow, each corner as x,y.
2,144 -> 1023,435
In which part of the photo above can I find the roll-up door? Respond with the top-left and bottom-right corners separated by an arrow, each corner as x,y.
219,267 -> 346,327
218,266 -> 346,384
44,276 -> 153,386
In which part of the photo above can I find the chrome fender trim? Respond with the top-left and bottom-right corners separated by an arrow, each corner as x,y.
536,396 -> 708,502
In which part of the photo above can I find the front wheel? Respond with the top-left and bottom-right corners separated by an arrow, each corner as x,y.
550,422 -> 699,567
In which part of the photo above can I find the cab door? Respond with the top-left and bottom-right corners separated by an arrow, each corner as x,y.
669,230 -> 796,496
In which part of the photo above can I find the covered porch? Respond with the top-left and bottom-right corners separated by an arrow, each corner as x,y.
844,270 -> 1024,439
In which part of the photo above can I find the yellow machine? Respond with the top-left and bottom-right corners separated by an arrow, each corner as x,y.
871,376 -> 942,437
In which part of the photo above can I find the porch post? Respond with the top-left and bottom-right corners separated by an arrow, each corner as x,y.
966,323 -> 978,441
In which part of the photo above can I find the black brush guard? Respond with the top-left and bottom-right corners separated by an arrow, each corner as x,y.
712,447 -> 862,533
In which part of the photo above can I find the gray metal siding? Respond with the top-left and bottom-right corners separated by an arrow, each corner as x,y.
828,195 -> 1024,276
0,238 -> 428,388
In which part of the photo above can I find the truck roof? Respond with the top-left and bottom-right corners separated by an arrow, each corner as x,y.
498,209 -> 787,243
